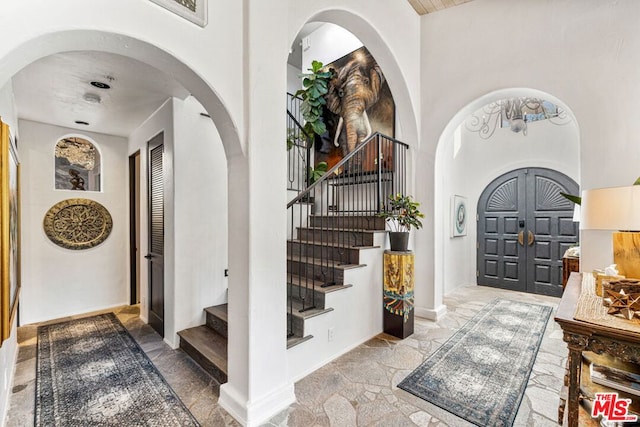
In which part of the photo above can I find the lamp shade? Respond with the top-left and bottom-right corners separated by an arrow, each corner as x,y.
581,185 -> 640,230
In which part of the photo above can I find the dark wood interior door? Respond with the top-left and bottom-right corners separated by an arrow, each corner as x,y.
477,168 -> 578,297
147,132 -> 164,337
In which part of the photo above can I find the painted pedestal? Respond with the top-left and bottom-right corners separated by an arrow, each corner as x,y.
383,250 -> 414,339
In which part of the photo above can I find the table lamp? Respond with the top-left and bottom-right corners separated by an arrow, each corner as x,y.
581,185 -> 640,280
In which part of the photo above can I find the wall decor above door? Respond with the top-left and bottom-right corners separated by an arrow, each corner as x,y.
43,198 -> 113,250
148,0 -> 207,27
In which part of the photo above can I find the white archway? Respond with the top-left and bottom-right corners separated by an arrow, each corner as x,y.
433,88 -> 581,303
291,10 -> 420,152
0,30 -> 241,158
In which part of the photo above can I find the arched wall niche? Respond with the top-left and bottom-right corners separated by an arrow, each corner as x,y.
433,87 -> 581,298
54,134 -> 102,192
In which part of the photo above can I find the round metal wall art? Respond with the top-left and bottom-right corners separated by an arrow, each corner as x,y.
43,198 -> 113,250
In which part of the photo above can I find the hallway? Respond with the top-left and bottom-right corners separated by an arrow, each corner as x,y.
7,285 -> 563,426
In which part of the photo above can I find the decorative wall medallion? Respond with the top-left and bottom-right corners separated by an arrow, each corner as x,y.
43,199 -> 112,250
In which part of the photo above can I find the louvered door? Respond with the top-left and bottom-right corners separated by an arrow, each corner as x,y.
477,168 -> 578,297
147,132 -> 164,337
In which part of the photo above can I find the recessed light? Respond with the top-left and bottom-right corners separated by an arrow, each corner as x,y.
90,81 -> 111,90
75,121 -> 90,126
83,93 -> 101,104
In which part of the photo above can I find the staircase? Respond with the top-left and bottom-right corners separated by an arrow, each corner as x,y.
177,304 -> 228,384
175,111 -> 409,380
286,214 -> 387,347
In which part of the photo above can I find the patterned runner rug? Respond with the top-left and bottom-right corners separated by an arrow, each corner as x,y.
398,299 -> 552,427
36,313 -> 199,426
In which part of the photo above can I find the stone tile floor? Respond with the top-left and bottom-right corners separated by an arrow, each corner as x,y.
6,285 -> 565,426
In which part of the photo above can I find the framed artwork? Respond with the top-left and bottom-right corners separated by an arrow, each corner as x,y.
451,195 -> 467,237
148,0 -> 207,27
1,120 -> 20,344
315,46 -> 395,172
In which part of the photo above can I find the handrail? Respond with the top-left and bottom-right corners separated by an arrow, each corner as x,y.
286,110 -> 312,142
287,131 -> 404,208
286,93 -> 312,192
286,131 -> 409,340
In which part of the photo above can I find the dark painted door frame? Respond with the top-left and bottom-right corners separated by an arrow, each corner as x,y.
147,132 -> 165,337
129,151 -> 140,305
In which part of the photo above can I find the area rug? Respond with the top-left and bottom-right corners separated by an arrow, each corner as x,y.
398,299 -> 552,427
36,313 -> 199,426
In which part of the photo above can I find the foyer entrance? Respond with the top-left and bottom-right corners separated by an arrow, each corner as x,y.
477,167 -> 578,297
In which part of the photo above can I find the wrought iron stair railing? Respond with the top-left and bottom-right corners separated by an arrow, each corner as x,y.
287,132 -> 409,338
287,93 -> 312,192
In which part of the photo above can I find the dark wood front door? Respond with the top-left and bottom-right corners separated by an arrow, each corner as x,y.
477,168 -> 578,297
147,132 -> 164,337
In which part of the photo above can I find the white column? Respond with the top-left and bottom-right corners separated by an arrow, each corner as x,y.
218,0 -> 295,425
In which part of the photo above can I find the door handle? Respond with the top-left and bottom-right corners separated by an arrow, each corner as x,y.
144,254 -> 153,259
518,231 -> 524,246
528,231 -> 535,246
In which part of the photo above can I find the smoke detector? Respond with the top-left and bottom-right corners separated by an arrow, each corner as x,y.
83,93 -> 101,104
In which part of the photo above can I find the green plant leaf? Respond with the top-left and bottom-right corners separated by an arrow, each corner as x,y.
634,176 -> 640,185
560,192 -> 582,205
312,121 -> 327,136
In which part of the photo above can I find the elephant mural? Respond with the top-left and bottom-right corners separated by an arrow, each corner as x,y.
315,47 -> 395,171
326,57 -> 383,153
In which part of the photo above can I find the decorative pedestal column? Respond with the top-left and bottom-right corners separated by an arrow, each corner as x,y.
383,250 -> 414,339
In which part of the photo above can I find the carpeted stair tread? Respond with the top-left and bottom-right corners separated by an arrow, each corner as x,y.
177,326 -> 227,377
287,254 -> 365,270
204,304 -> 227,323
288,274 -> 353,293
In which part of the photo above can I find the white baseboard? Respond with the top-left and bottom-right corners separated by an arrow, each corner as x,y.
415,304 -> 447,321
218,382 -> 295,426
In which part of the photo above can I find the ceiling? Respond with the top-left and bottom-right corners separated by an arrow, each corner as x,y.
407,0 -> 474,15
13,3 -> 470,138
12,51 -> 189,137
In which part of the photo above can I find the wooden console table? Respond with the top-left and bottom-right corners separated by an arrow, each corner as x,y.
555,272 -> 640,426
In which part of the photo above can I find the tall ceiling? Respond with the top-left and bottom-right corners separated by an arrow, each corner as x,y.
407,0 -> 474,15
12,51 -> 189,137
12,3 -> 471,138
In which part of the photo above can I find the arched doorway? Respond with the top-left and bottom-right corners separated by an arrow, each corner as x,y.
0,30 -> 237,345
477,167 -> 578,297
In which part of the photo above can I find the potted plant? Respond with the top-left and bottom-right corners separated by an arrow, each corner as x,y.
378,194 -> 425,251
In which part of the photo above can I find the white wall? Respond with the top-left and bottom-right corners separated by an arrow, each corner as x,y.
287,64 -> 302,95
437,115 -> 580,294
19,120 -> 128,324
0,81 -> 18,427
172,96 -> 228,344
416,0 -> 640,316
300,23 -> 363,71
0,1 -> 243,157
128,96 -> 228,349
